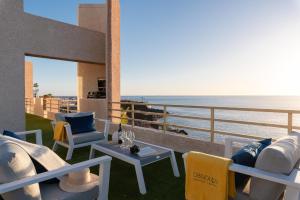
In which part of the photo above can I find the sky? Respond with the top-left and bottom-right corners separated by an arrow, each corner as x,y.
25,0 -> 300,96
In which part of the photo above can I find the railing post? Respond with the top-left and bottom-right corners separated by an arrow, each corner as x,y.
288,112 -> 293,134
58,99 -> 61,113
49,99 -> 52,112
131,103 -> 135,128
210,108 -> 215,142
30,98 -> 33,114
67,101 -> 70,113
163,105 -> 167,133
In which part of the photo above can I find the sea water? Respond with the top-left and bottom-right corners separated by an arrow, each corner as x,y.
122,96 -> 300,142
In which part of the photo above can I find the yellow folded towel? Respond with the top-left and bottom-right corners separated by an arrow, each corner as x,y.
185,151 -> 236,200
53,121 -> 68,142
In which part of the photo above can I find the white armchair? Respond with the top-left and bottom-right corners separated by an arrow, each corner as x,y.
0,130 -> 112,200
183,137 -> 300,200
14,129 -> 43,145
51,118 -> 110,160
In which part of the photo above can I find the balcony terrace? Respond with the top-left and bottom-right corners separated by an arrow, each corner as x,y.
21,98 -> 300,199
26,113 -> 185,200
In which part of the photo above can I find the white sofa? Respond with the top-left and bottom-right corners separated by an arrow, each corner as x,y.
183,135 -> 300,200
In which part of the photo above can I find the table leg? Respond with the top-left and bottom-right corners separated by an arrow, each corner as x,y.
89,147 -> 95,159
170,151 -> 180,177
285,186 -> 300,200
134,163 -> 147,194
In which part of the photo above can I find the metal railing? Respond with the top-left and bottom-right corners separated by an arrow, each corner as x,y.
44,98 -> 77,113
109,101 -> 300,142
25,98 -> 78,114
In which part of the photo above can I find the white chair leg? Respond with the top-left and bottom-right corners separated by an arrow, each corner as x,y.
66,147 -> 74,160
52,142 -> 58,151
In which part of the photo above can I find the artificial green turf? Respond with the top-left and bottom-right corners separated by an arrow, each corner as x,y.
25,113 -> 185,200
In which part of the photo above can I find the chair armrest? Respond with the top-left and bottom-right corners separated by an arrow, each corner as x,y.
0,156 -> 112,196
224,137 -> 257,158
94,118 -> 110,141
15,130 -> 43,145
230,163 -> 300,189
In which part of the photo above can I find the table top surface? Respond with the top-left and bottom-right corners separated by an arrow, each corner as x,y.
92,140 -> 173,166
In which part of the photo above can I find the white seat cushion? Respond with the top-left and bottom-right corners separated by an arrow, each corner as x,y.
72,131 -> 105,145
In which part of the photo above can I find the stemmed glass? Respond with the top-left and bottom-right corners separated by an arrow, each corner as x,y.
120,130 -> 136,149
127,130 -> 135,148
124,131 -> 130,148
120,131 -> 126,148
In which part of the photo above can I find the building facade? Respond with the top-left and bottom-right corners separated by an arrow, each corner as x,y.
0,0 -> 120,131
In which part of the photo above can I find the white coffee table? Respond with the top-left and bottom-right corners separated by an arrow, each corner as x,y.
89,140 -> 180,194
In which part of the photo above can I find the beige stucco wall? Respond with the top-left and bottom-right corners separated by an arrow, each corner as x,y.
23,14 -> 106,64
0,0 -> 25,132
77,5 -> 106,100
77,4 -> 112,120
77,63 -> 106,99
78,4 -> 107,33
32,98 -> 44,117
0,0 -> 118,131
78,99 -> 107,119
25,61 -> 33,98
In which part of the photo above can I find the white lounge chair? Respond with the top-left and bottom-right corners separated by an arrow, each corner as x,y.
183,136 -> 300,200
0,129 -> 112,200
51,112 -> 110,160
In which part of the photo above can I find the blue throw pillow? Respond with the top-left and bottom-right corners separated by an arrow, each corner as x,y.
232,138 -> 272,188
65,114 -> 96,134
2,130 -> 22,140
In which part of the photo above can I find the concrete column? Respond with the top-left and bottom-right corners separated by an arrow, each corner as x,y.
107,0 -> 121,122
0,0 -> 25,132
25,61 -> 33,98
77,4 -> 108,119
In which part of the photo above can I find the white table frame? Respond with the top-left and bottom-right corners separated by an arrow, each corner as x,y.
89,140 -> 180,194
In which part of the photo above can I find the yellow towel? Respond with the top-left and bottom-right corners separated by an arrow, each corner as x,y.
185,151 -> 236,200
121,107 -> 130,125
53,121 -> 68,142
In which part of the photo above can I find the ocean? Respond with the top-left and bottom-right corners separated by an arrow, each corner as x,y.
121,96 -> 300,142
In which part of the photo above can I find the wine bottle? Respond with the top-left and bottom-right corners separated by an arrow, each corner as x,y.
118,123 -> 122,144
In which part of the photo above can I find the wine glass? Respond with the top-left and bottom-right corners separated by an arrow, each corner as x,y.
125,131 -> 131,149
120,131 -> 126,148
131,131 -> 135,143
127,131 -> 133,147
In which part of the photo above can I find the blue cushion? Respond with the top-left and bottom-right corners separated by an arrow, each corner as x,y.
232,138 -> 272,188
65,115 -> 96,134
2,130 -> 22,140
